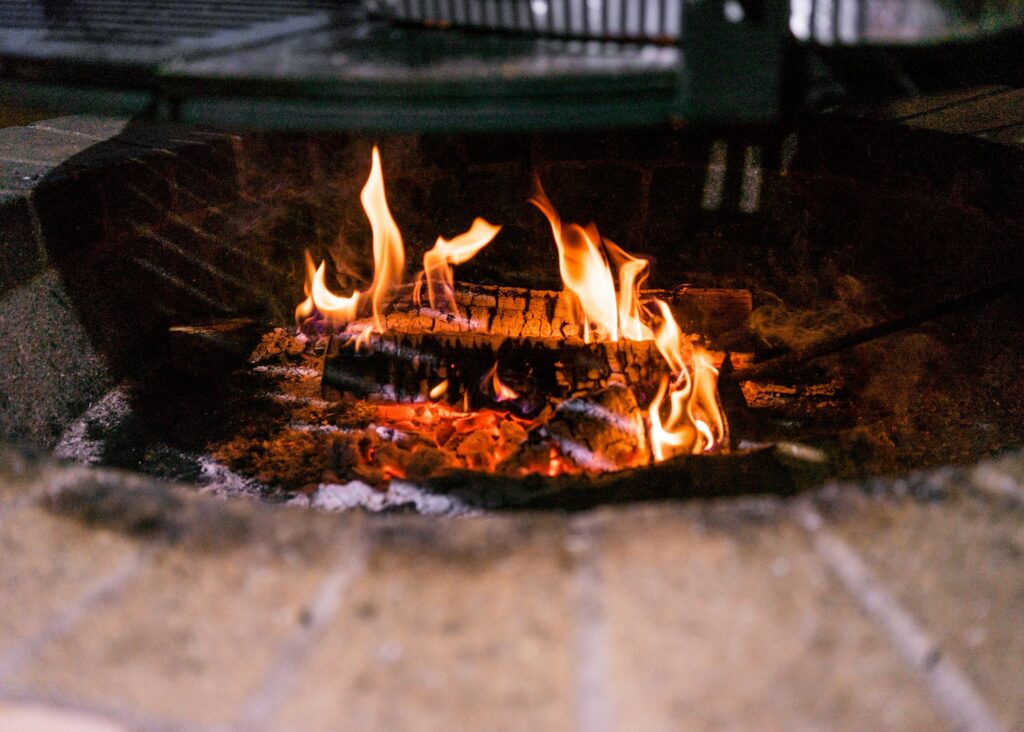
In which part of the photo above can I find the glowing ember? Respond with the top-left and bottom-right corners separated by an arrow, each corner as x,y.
295,146 -> 729,476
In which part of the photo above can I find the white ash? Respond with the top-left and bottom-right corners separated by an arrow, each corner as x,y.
196,456 -> 267,499
53,385 -> 134,464
310,480 -> 477,516
251,364 -> 321,378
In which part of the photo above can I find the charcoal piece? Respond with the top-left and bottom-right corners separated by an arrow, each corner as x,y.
541,384 -> 650,470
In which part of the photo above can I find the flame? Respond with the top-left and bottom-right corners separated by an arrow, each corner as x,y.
483,362 -> 518,402
429,380 -> 448,400
530,181 -> 619,342
419,218 -> 501,314
605,239 -> 654,342
294,250 -> 318,325
647,346 -> 724,460
652,298 -> 689,377
361,146 -> 405,333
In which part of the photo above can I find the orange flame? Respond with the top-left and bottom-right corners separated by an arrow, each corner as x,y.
361,146 -> 405,333
530,181 -> 619,343
483,362 -> 518,402
647,346 -> 724,460
419,218 -> 501,314
605,239 -> 654,342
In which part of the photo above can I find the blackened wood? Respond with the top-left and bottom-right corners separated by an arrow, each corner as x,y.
167,318 -> 264,377
321,330 -> 668,414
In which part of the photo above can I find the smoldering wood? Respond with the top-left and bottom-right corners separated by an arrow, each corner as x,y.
423,444 -> 828,510
321,330 -> 669,413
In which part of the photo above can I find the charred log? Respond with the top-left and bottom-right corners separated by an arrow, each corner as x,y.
321,330 -> 668,414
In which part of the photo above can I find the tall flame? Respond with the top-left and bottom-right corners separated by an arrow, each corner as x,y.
605,239 -> 654,342
360,146 -> 405,333
419,218 -> 501,314
530,181 -> 619,343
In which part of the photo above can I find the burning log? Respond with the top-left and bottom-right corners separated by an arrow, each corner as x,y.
332,282 -> 752,342
320,329 -> 668,413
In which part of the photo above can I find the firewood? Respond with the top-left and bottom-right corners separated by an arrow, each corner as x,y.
321,330 -> 668,414
341,282 -> 753,341
167,318 -> 264,377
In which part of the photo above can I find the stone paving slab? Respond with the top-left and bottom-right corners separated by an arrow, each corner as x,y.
8,535 -> 342,729
0,505 -> 139,664
824,489 -> 1024,730
595,501 -> 949,732
271,516 -> 577,732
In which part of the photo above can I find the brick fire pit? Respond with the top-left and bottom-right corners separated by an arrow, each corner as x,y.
1,110 -> 1024,730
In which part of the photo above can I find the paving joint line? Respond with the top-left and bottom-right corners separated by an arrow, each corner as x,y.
797,502 -> 1006,732
235,523 -> 371,731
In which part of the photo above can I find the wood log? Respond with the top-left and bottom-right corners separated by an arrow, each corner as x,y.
167,318 -> 264,377
342,282 -> 753,341
321,330 -> 669,414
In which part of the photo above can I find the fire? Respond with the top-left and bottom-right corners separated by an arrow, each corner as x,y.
531,181 -> 726,459
297,147 -> 496,332
361,146 -> 405,333
296,148 -> 729,473
647,347 -> 724,460
483,362 -> 518,402
530,181 -> 620,343
418,218 -> 501,314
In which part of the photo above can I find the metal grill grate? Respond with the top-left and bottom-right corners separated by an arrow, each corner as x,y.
0,0 -> 339,57
368,0 -> 685,41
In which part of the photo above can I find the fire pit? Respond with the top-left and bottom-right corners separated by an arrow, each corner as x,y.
3,114 -> 1020,515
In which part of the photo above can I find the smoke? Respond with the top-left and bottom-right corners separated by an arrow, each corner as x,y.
747,275 -> 874,352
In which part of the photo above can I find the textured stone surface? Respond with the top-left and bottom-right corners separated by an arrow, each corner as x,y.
0,192 -> 42,295
0,503 -> 136,659
0,269 -> 113,449
0,449 -> 1022,730
11,538 -> 338,727
827,489 -> 1024,730
272,516 -> 576,732
595,502 -> 949,731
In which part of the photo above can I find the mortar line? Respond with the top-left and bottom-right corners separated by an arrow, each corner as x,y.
0,546 -> 157,684
568,514 -> 613,732
236,530 -> 370,732
797,503 -> 1006,732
